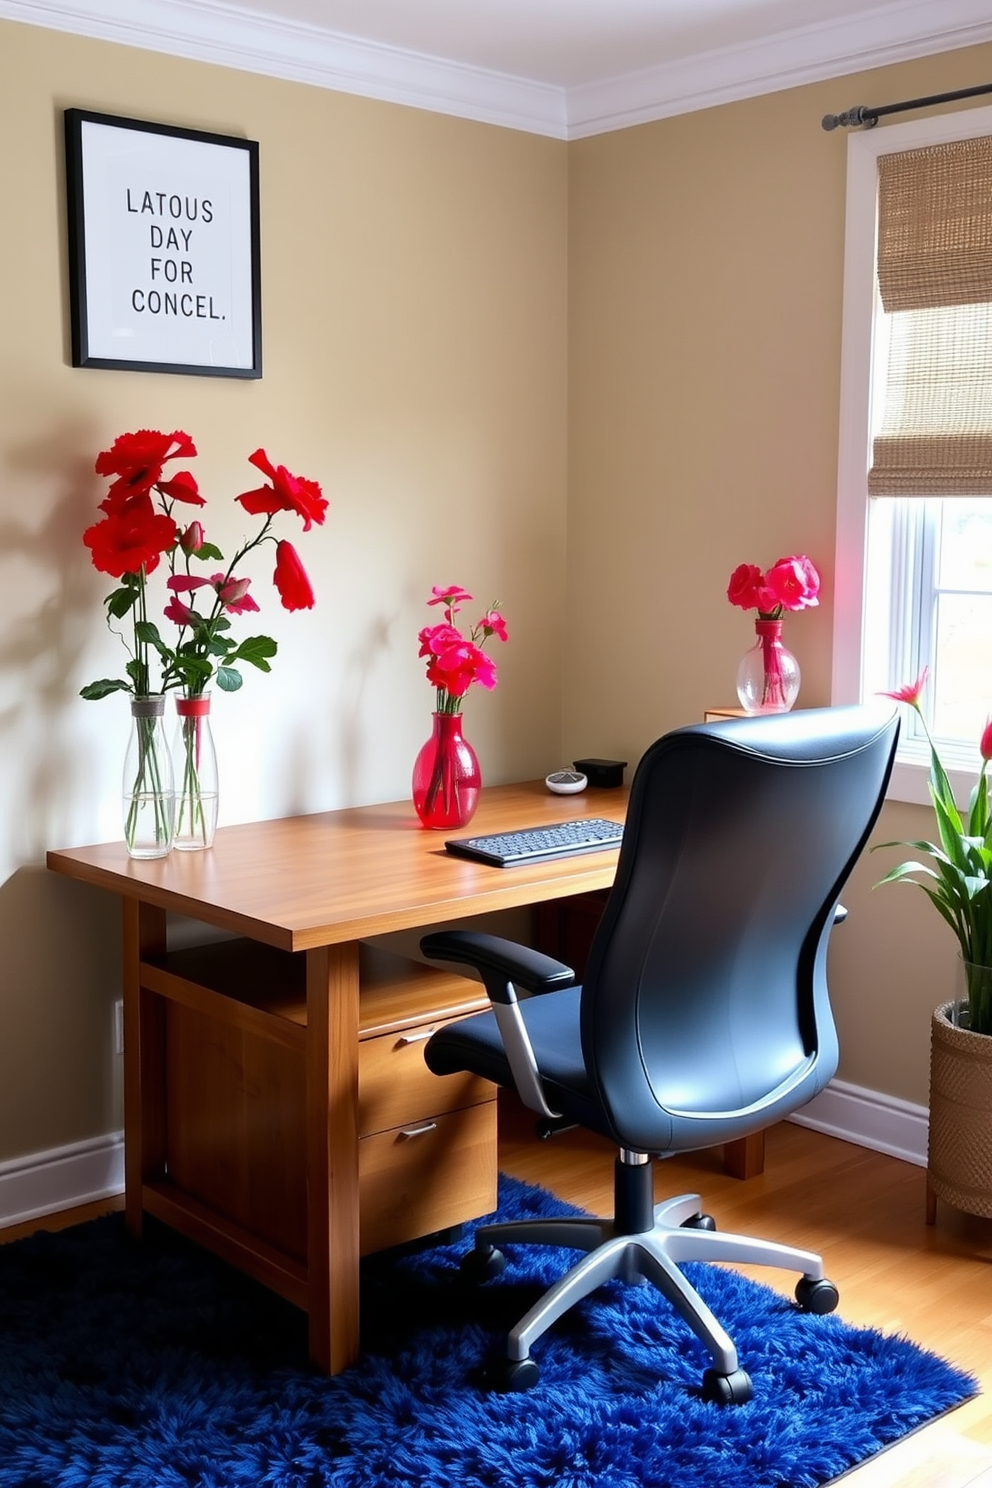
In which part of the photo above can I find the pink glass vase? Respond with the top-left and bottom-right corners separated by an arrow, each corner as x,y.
735,617 -> 800,714
412,712 -> 481,829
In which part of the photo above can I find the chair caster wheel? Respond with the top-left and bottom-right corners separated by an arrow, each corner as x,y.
795,1276 -> 839,1314
491,1355 -> 540,1392
701,1367 -> 753,1406
460,1244 -> 506,1283
680,1212 -> 717,1231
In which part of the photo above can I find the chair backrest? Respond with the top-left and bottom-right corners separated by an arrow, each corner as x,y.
580,705 -> 899,1155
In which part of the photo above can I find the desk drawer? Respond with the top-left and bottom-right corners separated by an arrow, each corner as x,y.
359,1100 -> 497,1256
359,1017 -> 491,1136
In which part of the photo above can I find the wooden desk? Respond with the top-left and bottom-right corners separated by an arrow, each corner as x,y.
47,780 -> 630,1375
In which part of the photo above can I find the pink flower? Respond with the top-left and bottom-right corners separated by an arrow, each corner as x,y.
418,623 -> 461,658
273,540 -> 314,610
212,573 -> 259,614
480,609 -> 509,643
428,585 -> 473,610
418,586 -> 506,711
427,641 -> 497,698
164,595 -> 199,626
167,575 -> 210,594
880,668 -> 928,709
765,555 -> 820,612
179,521 -> 205,555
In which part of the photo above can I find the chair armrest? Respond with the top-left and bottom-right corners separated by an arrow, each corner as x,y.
420,929 -> 575,1122
419,930 -> 575,1004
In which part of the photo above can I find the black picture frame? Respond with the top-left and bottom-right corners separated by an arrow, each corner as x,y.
64,108 -> 262,379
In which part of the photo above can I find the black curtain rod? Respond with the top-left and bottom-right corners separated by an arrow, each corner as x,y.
822,81 -> 992,131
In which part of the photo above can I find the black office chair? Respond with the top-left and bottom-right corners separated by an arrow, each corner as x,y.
421,704 -> 899,1404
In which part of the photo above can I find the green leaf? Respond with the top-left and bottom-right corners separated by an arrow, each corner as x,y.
134,620 -> 172,657
216,666 -> 243,692
79,678 -> 130,700
195,541 -> 224,561
231,635 -> 277,672
105,587 -> 139,620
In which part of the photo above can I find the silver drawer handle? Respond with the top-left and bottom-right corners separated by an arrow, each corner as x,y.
398,1122 -> 438,1139
398,1027 -> 437,1045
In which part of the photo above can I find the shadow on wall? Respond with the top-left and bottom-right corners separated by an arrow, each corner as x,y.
1,419 -> 111,858
0,866 -> 121,1164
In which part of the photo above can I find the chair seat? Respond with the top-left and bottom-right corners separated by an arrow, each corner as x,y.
426,987 -> 606,1136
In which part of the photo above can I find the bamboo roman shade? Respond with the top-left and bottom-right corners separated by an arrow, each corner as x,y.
868,134 -> 992,496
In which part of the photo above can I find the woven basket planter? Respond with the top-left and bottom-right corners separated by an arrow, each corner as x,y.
927,1001 -> 992,1221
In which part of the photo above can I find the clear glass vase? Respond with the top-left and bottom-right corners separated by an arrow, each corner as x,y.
735,618 -> 800,714
958,956 -> 992,1038
412,712 -> 481,829
172,695 -> 219,851
123,696 -> 175,859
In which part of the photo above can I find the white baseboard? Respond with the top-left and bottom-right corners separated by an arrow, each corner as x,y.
0,1131 -> 124,1230
0,1080 -> 929,1232
789,1078 -> 928,1168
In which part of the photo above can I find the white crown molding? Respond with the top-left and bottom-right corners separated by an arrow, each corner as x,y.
0,0 -> 569,136
1,0 -> 991,139
567,0 -> 992,137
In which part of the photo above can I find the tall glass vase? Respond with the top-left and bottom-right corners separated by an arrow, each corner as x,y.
123,696 -> 174,859
172,695 -> 219,851
736,618 -> 800,714
412,712 -> 481,829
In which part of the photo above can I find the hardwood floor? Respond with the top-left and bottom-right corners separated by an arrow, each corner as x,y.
3,1113 -> 991,1486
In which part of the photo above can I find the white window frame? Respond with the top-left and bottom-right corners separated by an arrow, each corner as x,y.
831,102 -> 992,807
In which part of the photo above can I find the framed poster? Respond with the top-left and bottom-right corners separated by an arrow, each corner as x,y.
64,109 -> 261,378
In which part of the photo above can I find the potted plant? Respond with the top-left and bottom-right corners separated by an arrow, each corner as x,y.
876,670 -> 992,1223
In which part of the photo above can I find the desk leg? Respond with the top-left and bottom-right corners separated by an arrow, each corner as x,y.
723,1132 -> 765,1180
121,899 -> 168,1239
306,942 -> 361,1374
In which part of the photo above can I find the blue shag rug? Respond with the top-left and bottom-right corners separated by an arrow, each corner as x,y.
0,1175 -> 976,1488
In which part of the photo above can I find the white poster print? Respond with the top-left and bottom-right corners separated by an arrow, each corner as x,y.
67,113 -> 260,377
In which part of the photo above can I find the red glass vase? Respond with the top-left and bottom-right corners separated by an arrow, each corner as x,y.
412,712 -> 481,829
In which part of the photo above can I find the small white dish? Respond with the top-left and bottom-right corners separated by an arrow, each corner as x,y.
545,770 -> 588,795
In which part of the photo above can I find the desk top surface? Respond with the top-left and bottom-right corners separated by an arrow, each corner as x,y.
47,780 -> 630,951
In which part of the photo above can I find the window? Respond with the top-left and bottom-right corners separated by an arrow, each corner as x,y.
833,104 -> 992,805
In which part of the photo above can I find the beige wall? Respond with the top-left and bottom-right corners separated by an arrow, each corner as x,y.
566,41 -> 992,1107
0,19 -> 567,1161
3,15 -> 991,1169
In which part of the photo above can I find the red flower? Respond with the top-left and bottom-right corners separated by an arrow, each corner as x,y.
726,564 -> 767,611
236,449 -> 327,531
84,507 -> 177,577
95,429 -> 197,509
981,717 -> 992,763
156,470 -> 204,506
273,540 -> 314,610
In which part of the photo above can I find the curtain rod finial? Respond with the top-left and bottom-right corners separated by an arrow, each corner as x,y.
822,105 -> 877,131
